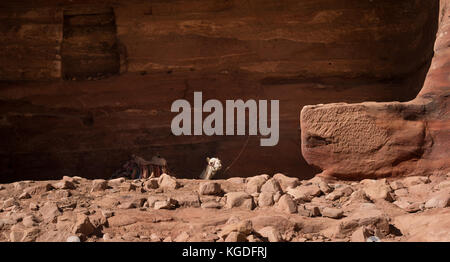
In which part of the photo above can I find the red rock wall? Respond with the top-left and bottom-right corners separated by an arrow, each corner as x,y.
300,0 -> 449,179
0,0 -> 440,182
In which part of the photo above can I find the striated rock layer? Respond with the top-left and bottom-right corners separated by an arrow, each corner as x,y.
300,0 -> 450,179
0,0 -> 440,182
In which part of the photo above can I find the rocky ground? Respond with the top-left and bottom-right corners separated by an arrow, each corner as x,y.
0,172 -> 449,242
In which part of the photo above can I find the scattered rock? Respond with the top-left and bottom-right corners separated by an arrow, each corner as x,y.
18,192 -> 31,200
162,236 -> 172,242
3,198 -> 16,208
286,185 -> 320,202
10,230 -> 25,242
394,188 -> 409,197
150,233 -> 161,242
319,181 -> 333,194
437,181 -> 450,190
199,182 -> 222,195
173,192 -> 201,207
273,173 -> 300,192
101,210 -> 114,218
334,206 -> 390,239
351,227 -> 373,242
257,226 -> 282,242
201,201 -> 222,209
220,220 -> 253,238
147,196 -> 167,208
425,190 -> 450,209
260,178 -> 282,194
225,192 -> 254,210
158,174 -> 180,190
321,207 -> 344,219
72,214 -> 96,237
298,204 -> 321,217
108,177 -> 125,187
54,180 -> 76,190
258,191 -> 274,207
67,235 -> 81,242
227,177 -> 245,184
174,232 -> 190,242
403,176 -> 430,187
62,176 -> 78,184
390,181 -> 405,190
154,198 -> 178,210
40,202 -> 61,223
143,178 -> 159,190
394,199 -> 423,212
245,175 -> 269,194
276,194 -> 297,214
24,184 -> 53,195
119,182 -> 137,192
22,215 -> 38,227
91,179 -> 108,192
325,190 -> 343,201
29,202 -> 39,211
225,231 -> 247,242
361,179 -> 394,202
247,234 -> 263,242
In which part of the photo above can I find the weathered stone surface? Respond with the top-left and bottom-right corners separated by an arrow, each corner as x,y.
18,192 -> 31,200
199,182 -> 222,195
39,202 -> 61,223
72,214 -> 96,236
0,0 -> 440,183
172,192 -> 201,208
403,176 -> 431,187
174,232 -> 190,242
224,231 -> 247,242
22,215 -> 38,227
260,179 -> 282,194
350,227 -> 372,242
286,185 -> 321,202
143,178 -> 159,191
108,177 -> 126,187
220,220 -> 253,238
154,198 -> 178,210
257,226 -> 282,242
300,0 -> 449,180
53,180 -> 76,190
258,192 -> 274,207
424,190 -> 450,209
158,174 -> 180,190
24,184 -> 53,195
201,201 -> 222,209
225,192 -> 254,210
393,209 -> 450,241
226,178 -> 245,184
334,206 -> 390,238
2,198 -> 16,208
245,175 -> 269,194
91,179 -> 108,192
276,194 -> 297,214
273,173 -> 300,192
361,179 -> 394,202
298,204 -> 321,217
321,207 -> 344,219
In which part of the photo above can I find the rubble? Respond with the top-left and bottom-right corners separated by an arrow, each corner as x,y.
0,172 -> 448,242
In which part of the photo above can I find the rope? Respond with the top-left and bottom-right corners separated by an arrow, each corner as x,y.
221,135 -> 251,176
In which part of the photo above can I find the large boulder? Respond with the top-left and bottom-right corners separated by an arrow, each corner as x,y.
300,1 -> 450,179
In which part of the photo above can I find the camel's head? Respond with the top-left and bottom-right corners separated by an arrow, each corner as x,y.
206,157 -> 222,172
